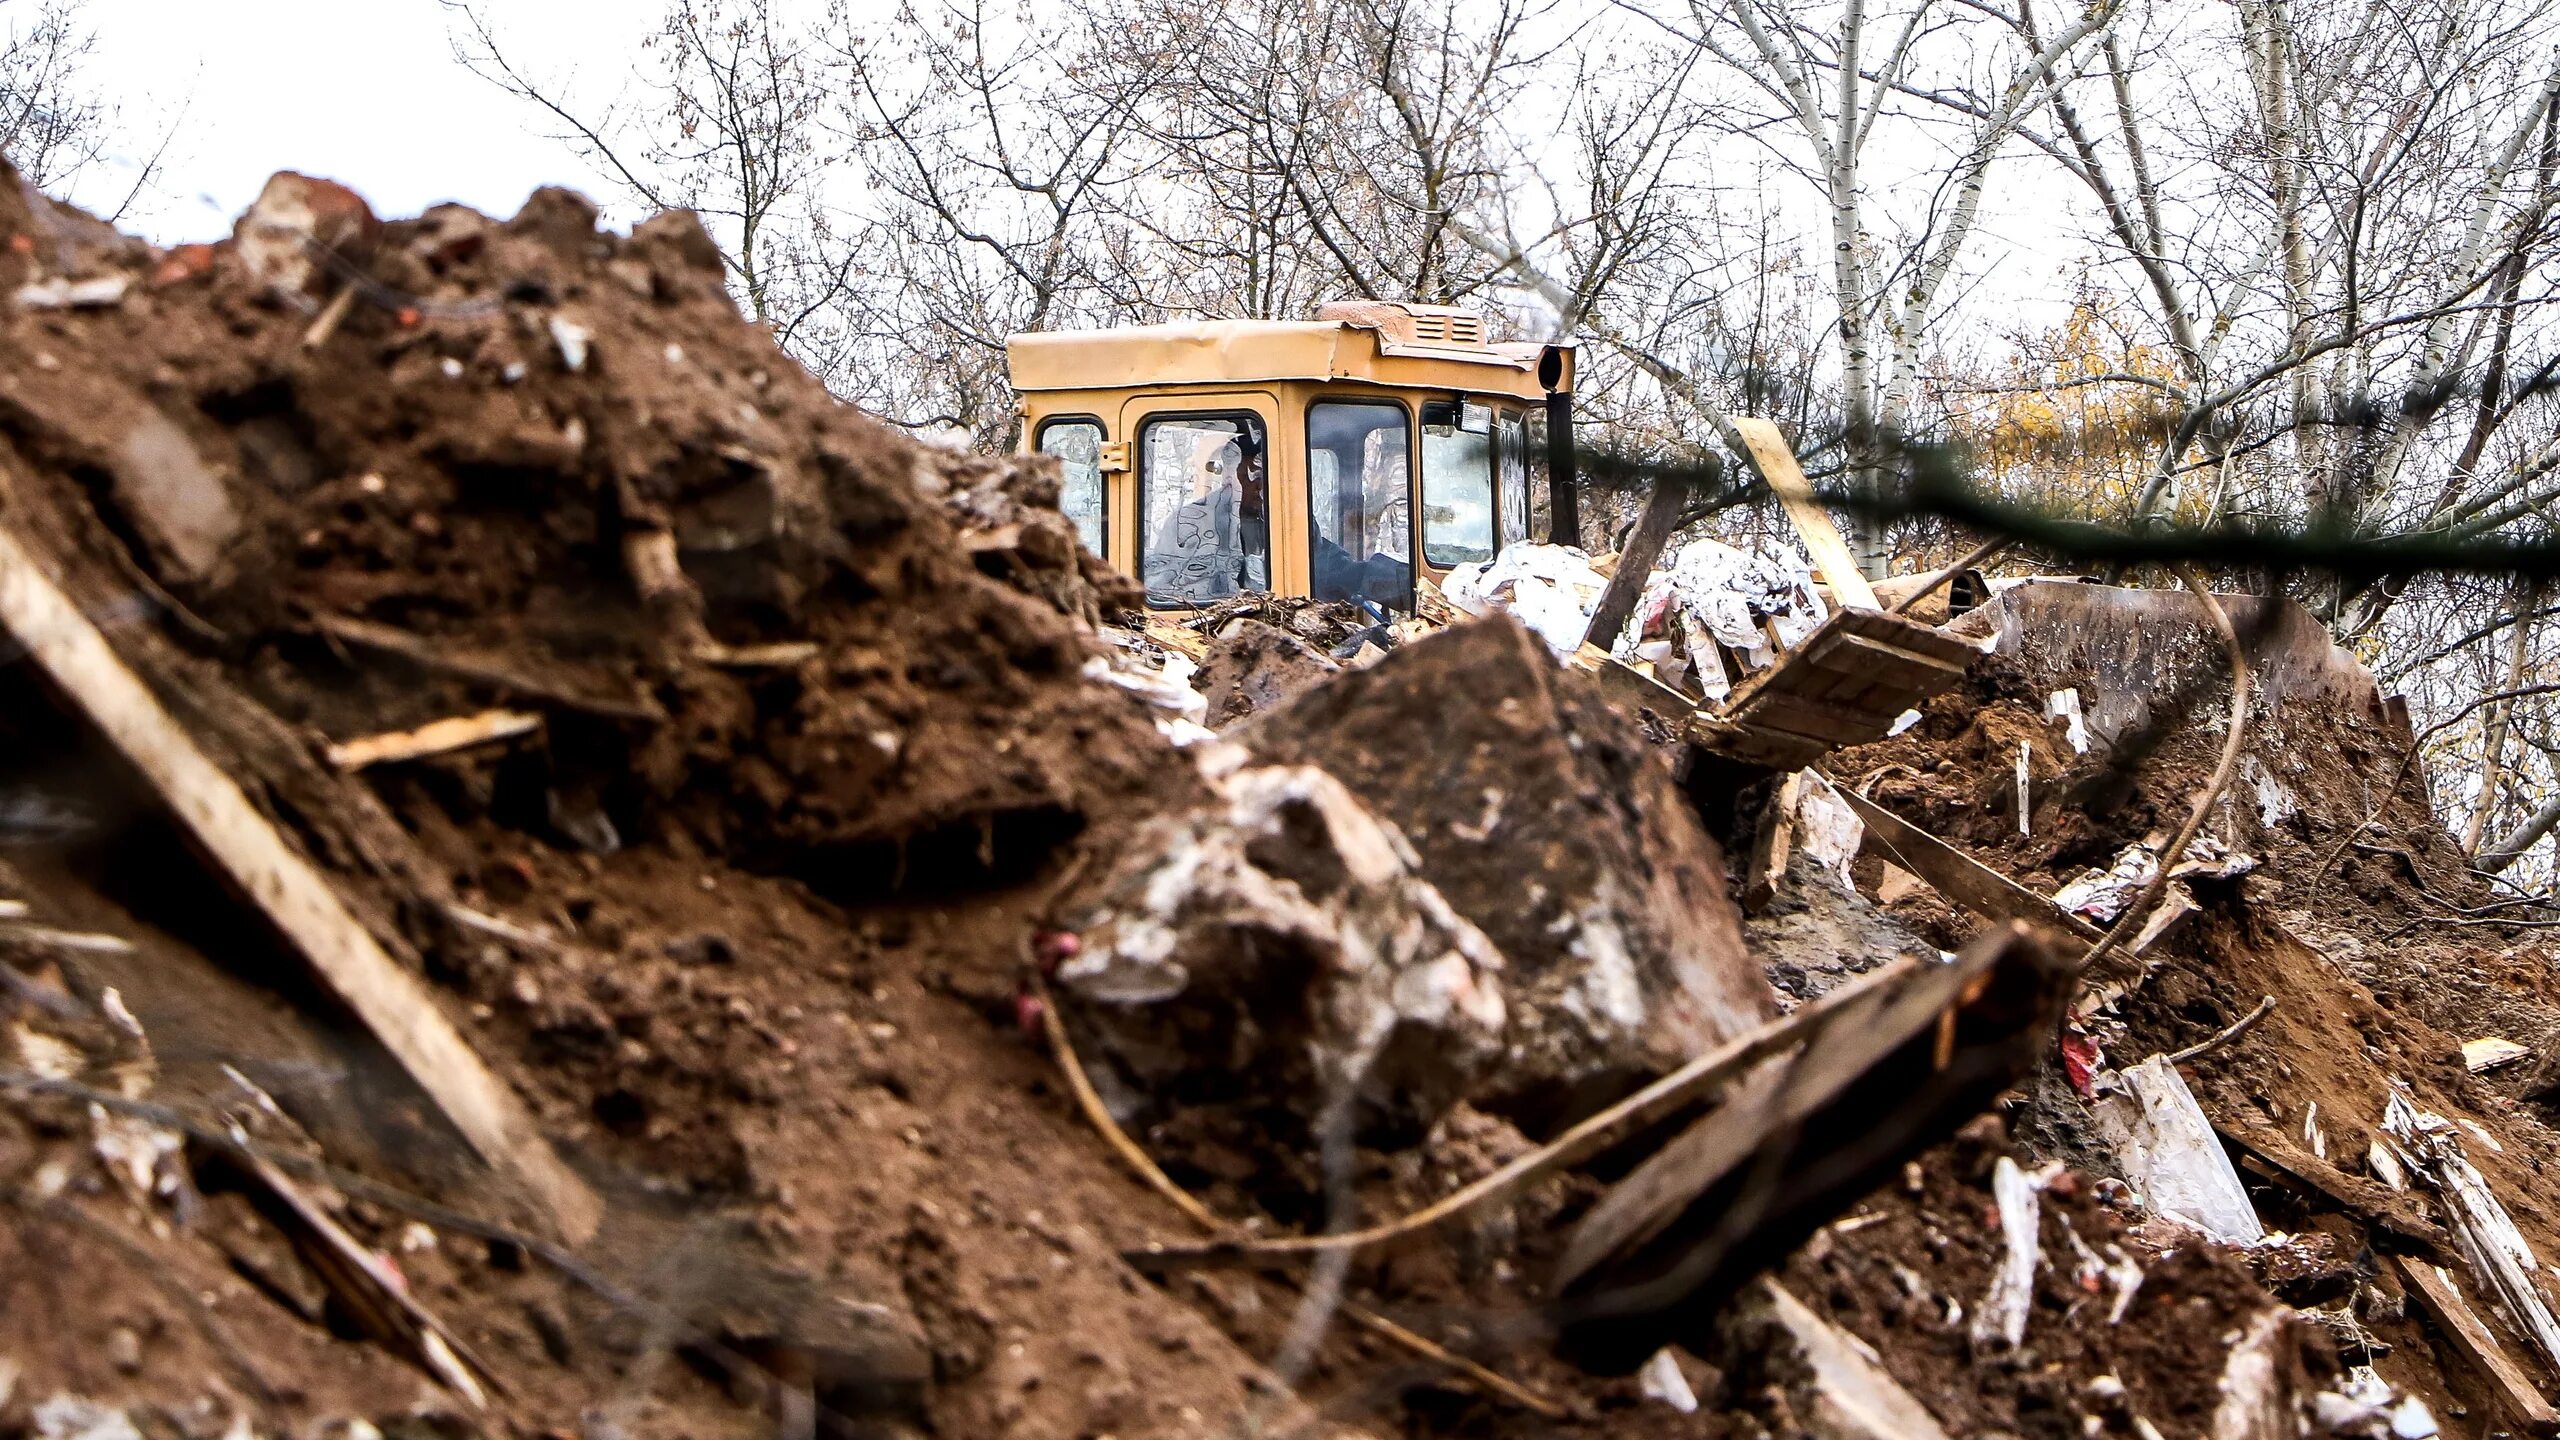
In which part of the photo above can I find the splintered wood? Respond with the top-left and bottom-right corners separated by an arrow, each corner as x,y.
0,521 -> 602,1243
326,710 -> 543,770
1836,785 -> 2103,941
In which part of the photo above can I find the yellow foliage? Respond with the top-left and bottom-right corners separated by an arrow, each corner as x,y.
1945,290 -> 2187,519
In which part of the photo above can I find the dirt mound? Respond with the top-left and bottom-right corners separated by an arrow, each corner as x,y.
1195,616 -> 1341,727
0,164 -> 1342,1440
10,156 -> 2555,1440
1813,584 -> 2560,1435
1,170 -> 1174,902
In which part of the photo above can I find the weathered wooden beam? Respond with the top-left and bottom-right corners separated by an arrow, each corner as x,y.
1554,923 -> 2067,1373
0,522 -> 600,1243
312,612 -> 662,724
1730,417 -> 1879,611
1836,787 -> 2102,942
2391,1255 -> 2560,1436
1581,464 -> 1691,651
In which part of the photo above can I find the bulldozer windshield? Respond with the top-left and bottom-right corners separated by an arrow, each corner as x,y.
1306,399 -> 1413,613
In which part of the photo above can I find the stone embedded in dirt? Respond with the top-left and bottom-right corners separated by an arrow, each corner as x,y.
233,171 -> 380,298
1196,617 -> 1341,728
1056,762 -> 1509,1130
922,447 -> 1143,628
1239,615 -> 1776,1127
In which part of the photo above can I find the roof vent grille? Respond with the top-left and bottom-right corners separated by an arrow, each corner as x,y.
1411,311 -> 1484,344
1316,300 -> 1488,347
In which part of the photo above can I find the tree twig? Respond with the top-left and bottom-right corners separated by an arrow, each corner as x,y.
2079,566 -> 2252,979
1028,975 -> 1566,1418
2164,994 -> 2276,1064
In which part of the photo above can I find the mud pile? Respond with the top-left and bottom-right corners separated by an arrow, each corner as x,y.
4,157 -> 2558,1440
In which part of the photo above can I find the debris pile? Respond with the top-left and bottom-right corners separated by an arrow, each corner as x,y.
9,160 -> 2560,1440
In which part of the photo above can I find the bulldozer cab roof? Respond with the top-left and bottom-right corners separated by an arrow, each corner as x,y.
1005,300 -> 1572,402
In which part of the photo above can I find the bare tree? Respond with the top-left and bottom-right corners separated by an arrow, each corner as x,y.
0,0 -> 124,200
450,0 -> 857,358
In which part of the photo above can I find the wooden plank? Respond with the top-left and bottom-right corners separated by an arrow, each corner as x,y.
326,710 -> 543,771
1582,465 -> 1690,651
1839,609 -> 1980,664
1127,946 -> 1961,1272
1689,718 -> 1831,770
1825,632 -> 1969,685
1836,788 -> 2102,942
1731,417 -> 1879,611
1567,645 -> 1699,724
1729,692 -> 1887,746
1556,924 -> 2036,1289
0,523 -> 601,1243
313,613 -> 662,724
237,1149 -> 503,1405
1742,772 -> 1805,912
1782,628 -> 1877,704
2391,1255 -> 2560,1436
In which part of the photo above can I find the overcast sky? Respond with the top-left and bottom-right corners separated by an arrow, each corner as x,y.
72,0 -> 652,243
61,0 -> 2084,338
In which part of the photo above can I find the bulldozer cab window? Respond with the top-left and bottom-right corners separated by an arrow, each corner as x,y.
1422,399 -> 1495,567
1036,417 -> 1106,556
1495,409 -> 1529,550
1306,399 -> 1413,612
1139,413 -> 1269,607
1524,407 -> 1552,542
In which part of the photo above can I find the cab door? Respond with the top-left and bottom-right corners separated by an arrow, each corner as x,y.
1117,391 -> 1286,609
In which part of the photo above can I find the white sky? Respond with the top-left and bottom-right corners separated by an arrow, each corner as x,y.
64,0 -> 2084,339
70,0 -> 654,243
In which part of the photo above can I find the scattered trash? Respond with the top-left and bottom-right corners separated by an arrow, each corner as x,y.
1618,535 -> 1829,695
2055,836 -> 2253,926
1637,1347 -> 1698,1413
1440,542 -> 1610,653
2045,688 -> 2090,752
13,274 -> 128,310
2095,1055 -> 2267,1244
2462,1037 -> 2530,1072
1971,1155 -> 2050,1347
2015,740 -> 2032,837
2381,1095 -> 2560,1378
548,313 -> 592,372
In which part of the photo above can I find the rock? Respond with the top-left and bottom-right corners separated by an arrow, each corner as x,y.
1196,618 -> 1340,728
232,172 -> 378,298
109,409 -> 239,583
1058,762 -> 1509,1131
1239,615 -> 1775,1127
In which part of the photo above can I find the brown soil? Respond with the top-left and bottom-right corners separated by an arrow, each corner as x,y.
5,155 -> 2556,1440
1820,634 -> 2560,1436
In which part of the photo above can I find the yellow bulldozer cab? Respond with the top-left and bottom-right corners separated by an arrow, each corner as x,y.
1005,301 -> 1576,614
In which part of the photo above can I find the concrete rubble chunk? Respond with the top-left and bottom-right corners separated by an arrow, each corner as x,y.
1058,762 -> 1510,1128
1235,615 -> 1776,1125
